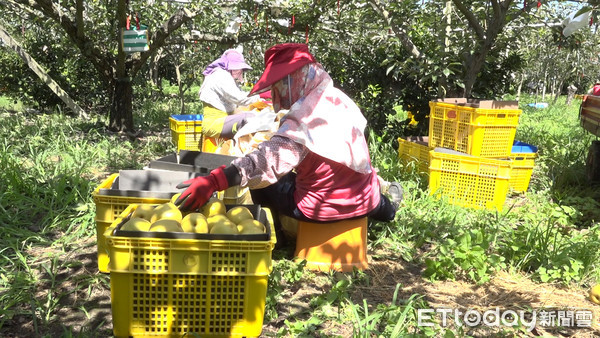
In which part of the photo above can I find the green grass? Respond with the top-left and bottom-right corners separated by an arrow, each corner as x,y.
0,93 -> 598,337
0,96 -> 23,111
369,95 -> 600,285
0,100 -> 175,336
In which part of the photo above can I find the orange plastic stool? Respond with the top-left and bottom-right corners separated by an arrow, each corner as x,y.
294,217 -> 368,272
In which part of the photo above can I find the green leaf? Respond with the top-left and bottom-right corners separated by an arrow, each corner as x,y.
444,329 -> 456,338
458,233 -> 470,248
386,65 -> 395,76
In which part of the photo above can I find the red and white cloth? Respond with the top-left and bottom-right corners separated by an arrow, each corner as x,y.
232,62 -> 380,221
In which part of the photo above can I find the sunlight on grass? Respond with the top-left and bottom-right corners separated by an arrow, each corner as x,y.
0,96 -> 23,111
369,94 -> 600,287
0,91 -> 599,337
0,106 -> 172,336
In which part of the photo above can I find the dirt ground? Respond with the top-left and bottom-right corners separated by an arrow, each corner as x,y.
1,239 -> 599,337
357,248 -> 600,337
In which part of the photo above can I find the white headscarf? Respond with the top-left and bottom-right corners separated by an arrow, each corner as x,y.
273,63 -> 373,174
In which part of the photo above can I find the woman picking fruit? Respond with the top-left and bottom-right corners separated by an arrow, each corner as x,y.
199,48 -> 263,139
177,43 -> 402,223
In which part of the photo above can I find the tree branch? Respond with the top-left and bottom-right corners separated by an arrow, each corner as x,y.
452,0 -> 485,40
491,0 -> 502,21
0,23 -> 87,117
132,7 -> 195,75
368,0 -> 421,59
10,0 -> 115,85
76,0 -> 83,39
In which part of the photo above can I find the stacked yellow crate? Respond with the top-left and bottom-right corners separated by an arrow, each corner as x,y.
428,149 -> 512,211
398,99 -> 537,211
105,203 -> 277,337
397,136 -> 432,175
506,141 -> 538,193
428,99 -> 521,157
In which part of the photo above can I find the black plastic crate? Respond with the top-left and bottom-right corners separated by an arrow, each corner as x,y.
147,150 -> 238,173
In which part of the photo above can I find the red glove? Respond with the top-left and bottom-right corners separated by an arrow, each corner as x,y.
175,165 -> 229,211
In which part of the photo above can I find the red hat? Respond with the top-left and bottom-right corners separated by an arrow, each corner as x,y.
249,43 -> 316,95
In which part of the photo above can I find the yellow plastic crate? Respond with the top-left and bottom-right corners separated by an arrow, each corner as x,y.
170,115 -> 227,153
93,174 -> 173,273
429,149 -> 512,211
507,141 -> 537,193
397,136 -> 432,175
104,204 -> 276,275
106,204 -> 276,337
110,272 -> 268,337
428,100 -> 522,157
170,114 -> 204,152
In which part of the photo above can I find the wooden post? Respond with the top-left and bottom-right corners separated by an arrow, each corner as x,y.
0,24 -> 87,117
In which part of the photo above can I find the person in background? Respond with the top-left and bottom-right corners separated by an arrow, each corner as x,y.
176,43 -> 402,225
199,48 -> 261,138
588,81 -> 600,96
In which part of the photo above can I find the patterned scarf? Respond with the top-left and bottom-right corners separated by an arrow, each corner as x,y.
273,63 -> 372,174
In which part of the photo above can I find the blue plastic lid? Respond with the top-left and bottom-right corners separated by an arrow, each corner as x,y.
171,114 -> 203,121
512,140 -> 538,154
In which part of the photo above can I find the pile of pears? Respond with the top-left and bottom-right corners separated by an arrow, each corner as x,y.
121,195 -> 266,235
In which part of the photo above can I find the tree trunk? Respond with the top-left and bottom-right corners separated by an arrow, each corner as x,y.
109,79 -> 134,132
150,48 -> 163,89
553,79 -> 564,103
516,73 -> 524,101
174,63 -> 186,115
463,50 -> 487,97
76,0 -> 84,39
179,90 -> 186,115
566,84 -> 577,105
542,70 -> 548,100
107,0 -> 134,132
437,0 -> 452,97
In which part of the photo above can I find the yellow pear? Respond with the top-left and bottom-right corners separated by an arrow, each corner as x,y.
121,217 -> 152,232
590,284 -> 600,305
150,202 -> 183,223
170,193 -> 182,204
201,197 -> 226,217
226,206 -> 254,224
149,219 -> 183,232
131,204 -> 156,221
181,213 -> 209,234
207,214 -> 236,231
210,221 -> 239,235
238,219 -> 266,234
239,225 -> 264,235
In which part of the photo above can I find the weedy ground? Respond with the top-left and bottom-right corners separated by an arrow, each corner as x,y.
0,93 -> 598,337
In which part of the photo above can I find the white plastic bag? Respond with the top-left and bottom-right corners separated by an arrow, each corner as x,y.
233,108 -> 279,141
562,10 -> 591,37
